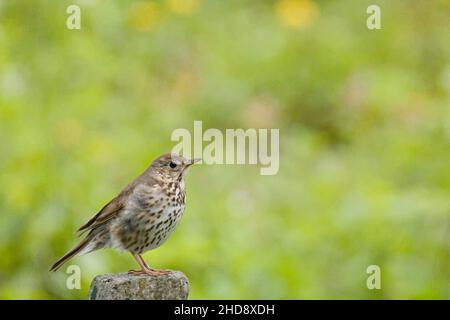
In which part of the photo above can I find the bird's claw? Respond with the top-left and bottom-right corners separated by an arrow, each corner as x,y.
128,268 -> 171,276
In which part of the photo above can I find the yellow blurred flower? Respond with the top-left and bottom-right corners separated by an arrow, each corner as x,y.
172,69 -> 199,101
85,134 -> 115,164
129,1 -> 163,32
54,119 -> 83,148
275,0 -> 319,29
7,177 -> 32,211
167,0 -> 200,16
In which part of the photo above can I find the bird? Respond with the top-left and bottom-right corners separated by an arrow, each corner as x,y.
49,153 -> 201,276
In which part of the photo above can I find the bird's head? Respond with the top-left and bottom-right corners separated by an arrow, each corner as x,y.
150,153 -> 201,181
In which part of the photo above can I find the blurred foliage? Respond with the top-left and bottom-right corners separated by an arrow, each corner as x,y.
0,0 -> 449,299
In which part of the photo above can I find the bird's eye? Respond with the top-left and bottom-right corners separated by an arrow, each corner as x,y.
169,162 -> 177,168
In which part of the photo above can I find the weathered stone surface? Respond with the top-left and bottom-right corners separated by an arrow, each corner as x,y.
89,271 -> 189,300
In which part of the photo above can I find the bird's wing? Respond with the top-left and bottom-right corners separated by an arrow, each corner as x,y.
76,197 -> 124,235
76,178 -> 141,235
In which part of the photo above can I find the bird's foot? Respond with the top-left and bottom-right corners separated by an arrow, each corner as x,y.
149,268 -> 171,275
128,268 -> 171,276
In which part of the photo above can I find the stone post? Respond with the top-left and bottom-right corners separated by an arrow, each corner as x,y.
88,271 -> 189,300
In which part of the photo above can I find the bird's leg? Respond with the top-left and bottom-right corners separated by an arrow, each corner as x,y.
128,254 -> 170,276
137,254 -> 170,274
138,254 -> 150,269
138,254 -> 171,275
128,254 -> 146,275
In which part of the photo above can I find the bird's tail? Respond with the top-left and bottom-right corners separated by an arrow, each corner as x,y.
49,238 -> 90,272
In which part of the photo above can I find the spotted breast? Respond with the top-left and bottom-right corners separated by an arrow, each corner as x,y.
109,180 -> 186,254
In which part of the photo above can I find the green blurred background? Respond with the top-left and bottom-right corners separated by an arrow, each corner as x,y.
0,0 -> 449,299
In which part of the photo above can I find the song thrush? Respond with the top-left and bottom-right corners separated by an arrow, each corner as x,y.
50,153 -> 200,276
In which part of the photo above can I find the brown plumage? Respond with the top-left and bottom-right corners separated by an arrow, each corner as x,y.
50,153 -> 200,275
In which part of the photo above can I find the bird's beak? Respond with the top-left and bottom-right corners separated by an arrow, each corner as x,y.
189,157 -> 202,165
